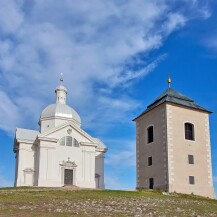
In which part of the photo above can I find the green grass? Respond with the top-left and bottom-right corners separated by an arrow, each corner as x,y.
0,188 -> 216,216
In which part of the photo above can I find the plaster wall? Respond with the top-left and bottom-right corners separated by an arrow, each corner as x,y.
95,151 -> 105,189
40,119 -> 80,133
136,104 -> 168,190
15,142 -> 35,187
37,126 -> 97,188
166,104 -> 214,198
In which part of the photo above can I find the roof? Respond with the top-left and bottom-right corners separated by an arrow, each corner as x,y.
94,138 -> 107,150
40,103 -> 81,124
16,128 -> 39,141
55,85 -> 67,93
133,88 -> 211,121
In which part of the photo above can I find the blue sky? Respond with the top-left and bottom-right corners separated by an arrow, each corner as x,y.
1,0 -> 217,191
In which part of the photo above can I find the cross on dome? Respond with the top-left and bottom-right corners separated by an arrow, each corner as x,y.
60,73 -> 64,84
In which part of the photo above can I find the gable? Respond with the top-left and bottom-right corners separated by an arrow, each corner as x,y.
38,122 -> 94,144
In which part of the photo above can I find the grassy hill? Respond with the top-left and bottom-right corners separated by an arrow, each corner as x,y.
0,187 -> 217,216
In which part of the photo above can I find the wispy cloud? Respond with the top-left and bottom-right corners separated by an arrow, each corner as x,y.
0,0 -> 212,134
0,91 -> 21,135
105,140 -> 136,168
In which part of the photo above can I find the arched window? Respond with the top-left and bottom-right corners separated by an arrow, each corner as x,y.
59,136 -> 79,147
147,126 -> 154,144
185,123 -> 195,140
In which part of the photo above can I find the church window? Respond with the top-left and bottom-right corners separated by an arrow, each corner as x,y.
59,137 -> 65,146
59,136 -> 79,147
189,176 -> 195,185
148,157 -> 152,166
147,126 -> 154,143
66,136 -> 73,146
74,139 -> 79,147
188,155 -> 194,164
185,123 -> 195,140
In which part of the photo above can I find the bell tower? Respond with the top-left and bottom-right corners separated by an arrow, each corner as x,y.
134,78 -> 214,198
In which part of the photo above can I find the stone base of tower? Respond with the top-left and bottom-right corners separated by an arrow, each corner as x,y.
168,184 -> 215,199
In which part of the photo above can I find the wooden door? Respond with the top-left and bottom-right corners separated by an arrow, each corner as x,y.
64,169 -> 73,185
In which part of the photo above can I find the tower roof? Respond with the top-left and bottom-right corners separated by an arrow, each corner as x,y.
133,88 -> 211,121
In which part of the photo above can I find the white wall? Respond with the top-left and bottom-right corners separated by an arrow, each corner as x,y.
95,151 -> 105,189
37,125 -> 97,188
15,142 -> 35,187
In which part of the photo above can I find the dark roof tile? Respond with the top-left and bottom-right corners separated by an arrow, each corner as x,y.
133,88 -> 211,121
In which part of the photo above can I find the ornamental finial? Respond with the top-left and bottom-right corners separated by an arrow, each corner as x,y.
60,73 -> 63,85
168,73 -> 171,88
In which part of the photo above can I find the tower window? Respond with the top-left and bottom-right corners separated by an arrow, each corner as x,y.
188,155 -> 194,164
148,157 -> 152,166
189,176 -> 195,185
185,123 -> 195,140
147,126 -> 154,143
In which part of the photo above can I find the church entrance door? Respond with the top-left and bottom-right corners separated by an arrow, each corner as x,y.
64,169 -> 73,185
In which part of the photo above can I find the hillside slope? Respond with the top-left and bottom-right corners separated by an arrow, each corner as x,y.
0,188 -> 217,216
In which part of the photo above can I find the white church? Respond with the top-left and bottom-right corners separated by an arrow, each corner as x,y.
13,76 -> 107,188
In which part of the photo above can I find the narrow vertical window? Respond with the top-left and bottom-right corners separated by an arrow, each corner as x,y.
147,126 -> 154,143
188,155 -> 194,164
149,178 -> 154,189
189,176 -> 195,185
148,157 -> 152,166
185,123 -> 195,140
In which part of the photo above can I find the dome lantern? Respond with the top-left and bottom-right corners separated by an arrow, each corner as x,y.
55,73 -> 67,104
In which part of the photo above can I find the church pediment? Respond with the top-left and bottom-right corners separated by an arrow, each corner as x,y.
38,122 -> 96,144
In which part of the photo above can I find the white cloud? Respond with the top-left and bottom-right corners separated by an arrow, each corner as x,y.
0,0 -> 24,34
164,13 -> 186,35
0,0 -> 211,134
0,91 -> 21,134
105,140 -> 136,168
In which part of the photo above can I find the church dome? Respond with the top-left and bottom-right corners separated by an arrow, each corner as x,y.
41,103 -> 81,124
39,74 -> 81,125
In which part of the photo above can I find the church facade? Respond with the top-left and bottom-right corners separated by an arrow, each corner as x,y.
134,85 -> 215,198
14,78 -> 107,188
